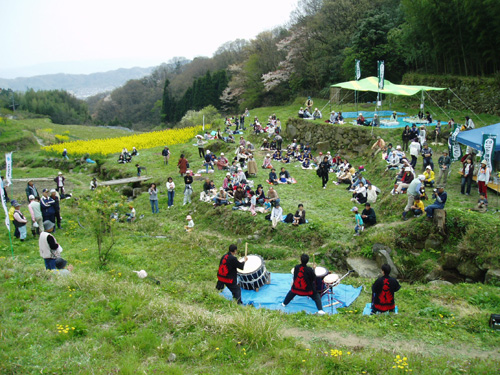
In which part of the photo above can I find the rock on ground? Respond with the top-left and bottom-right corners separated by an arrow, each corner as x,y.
346,257 -> 380,278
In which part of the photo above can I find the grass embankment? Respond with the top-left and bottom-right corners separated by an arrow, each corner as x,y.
1,103 -> 500,374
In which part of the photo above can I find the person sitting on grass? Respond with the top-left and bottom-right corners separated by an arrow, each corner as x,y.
351,181 -> 367,205
351,206 -> 364,236
185,215 -> 194,232
262,154 -> 273,169
233,185 -> 246,207
126,205 -> 136,223
279,167 -> 292,184
371,264 -> 401,315
410,197 -> 425,218
422,165 -> 435,188
215,188 -> 229,207
55,257 -> 73,276
470,194 -> 487,213
267,186 -> 280,207
312,108 -> 322,119
261,139 -> 270,150
270,202 -> 283,230
272,149 -> 282,161
269,169 -> 279,185
255,185 -> 266,205
217,153 -> 229,170
281,153 -> 291,164
293,204 -> 306,226
302,157 -> 311,169
361,203 -> 376,226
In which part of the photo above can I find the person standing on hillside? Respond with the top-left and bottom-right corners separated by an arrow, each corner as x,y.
318,156 -> 330,189
178,154 -> 188,176
282,254 -> 325,315
25,180 -> 39,201
54,172 -> 65,197
409,138 -> 421,168
13,201 -> 28,241
162,146 -> 170,165
401,126 -> 412,152
305,97 -> 314,112
460,157 -> 474,195
166,177 -> 175,208
183,171 -> 194,205
476,160 -> 490,201
371,264 -> 400,314
28,195 -> 43,236
40,189 -> 57,228
216,244 -> 247,304
435,151 -> 451,187
50,189 -> 62,230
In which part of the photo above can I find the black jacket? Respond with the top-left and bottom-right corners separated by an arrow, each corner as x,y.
372,275 -> 400,311
217,252 -> 245,284
291,264 -> 315,295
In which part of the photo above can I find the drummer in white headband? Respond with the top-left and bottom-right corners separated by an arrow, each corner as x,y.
216,244 -> 248,305
282,254 -> 326,315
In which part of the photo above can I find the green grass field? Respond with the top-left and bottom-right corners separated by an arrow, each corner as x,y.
1,105 -> 500,374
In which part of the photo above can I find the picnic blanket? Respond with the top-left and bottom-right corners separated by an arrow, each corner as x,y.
221,273 -> 362,315
266,178 -> 297,184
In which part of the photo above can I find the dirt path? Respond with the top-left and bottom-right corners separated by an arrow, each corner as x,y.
282,327 -> 499,359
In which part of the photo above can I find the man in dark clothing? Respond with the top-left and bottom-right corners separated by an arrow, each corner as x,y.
161,146 -> 170,165
217,244 -> 247,304
268,169 -> 278,185
282,254 -> 325,315
233,186 -> 246,207
421,144 -> 434,171
40,189 -> 57,227
361,203 -> 377,226
371,264 -> 400,314
425,186 -> 447,219
50,190 -> 62,229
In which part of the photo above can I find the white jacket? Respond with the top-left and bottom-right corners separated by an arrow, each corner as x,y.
409,141 -> 421,157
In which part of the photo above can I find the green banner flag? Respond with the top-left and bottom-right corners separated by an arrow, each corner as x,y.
377,61 -> 385,90
355,60 -> 361,81
448,124 -> 462,162
482,134 -> 497,172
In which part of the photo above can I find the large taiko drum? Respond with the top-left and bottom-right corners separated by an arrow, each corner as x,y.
323,273 -> 340,287
290,266 -> 329,293
237,255 -> 271,290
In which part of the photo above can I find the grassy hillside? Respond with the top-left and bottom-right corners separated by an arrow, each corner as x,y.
1,102 -> 500,374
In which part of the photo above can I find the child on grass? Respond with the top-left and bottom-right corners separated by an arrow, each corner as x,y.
351,206 -> 364,236
185,215 -> 194,232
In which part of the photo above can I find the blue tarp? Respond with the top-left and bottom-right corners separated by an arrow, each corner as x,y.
221,273 -> 362,315
456,123 -> 500,151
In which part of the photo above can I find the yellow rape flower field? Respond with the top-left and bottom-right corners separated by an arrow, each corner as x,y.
42,125 -> 210,156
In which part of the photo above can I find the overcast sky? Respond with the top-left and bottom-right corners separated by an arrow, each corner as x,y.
1,0 -> 298,78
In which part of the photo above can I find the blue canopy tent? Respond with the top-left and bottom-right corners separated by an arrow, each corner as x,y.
456,123 -> 500,170
455,123 -> 500,151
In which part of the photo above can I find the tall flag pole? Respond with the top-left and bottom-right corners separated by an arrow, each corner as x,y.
377,60 -> 385,109
355,59 -> 361,115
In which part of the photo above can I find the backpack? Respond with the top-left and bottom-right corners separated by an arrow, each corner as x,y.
284,213 -> 294,223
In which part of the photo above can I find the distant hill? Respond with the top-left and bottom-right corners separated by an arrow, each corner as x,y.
0,66 -> 156,98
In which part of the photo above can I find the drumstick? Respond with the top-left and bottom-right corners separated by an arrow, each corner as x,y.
245,243 -> 248,257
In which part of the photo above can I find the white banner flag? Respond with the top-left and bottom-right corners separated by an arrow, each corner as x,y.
0,178 -> 10,230
5,152 -> 13,187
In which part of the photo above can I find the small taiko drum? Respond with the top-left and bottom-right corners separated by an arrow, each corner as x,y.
237,255 -> 271,291
290,266 -> 329,293
323,273 -> 340,287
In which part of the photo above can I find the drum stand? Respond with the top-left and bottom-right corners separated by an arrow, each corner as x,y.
322,270 -> 354,314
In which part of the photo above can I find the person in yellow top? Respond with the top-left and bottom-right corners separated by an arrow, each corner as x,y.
8,200 -> 20,238
410,197 -> 425,218
423,165 -> 435,187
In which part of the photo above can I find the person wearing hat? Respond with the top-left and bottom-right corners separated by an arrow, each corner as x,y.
425,185 -> 447,219
423,165 -> 435,187
28,195 -> 43,236
371,113 -> 380,127
357,113 -> 365,125
282,254 -> 326,315
351,206 -> 364,236
54,172 -> 65,197
236,167 -> 247,185
184,215 -> 194,232
162,146 -> 170,165
260,138 -> 270,151
8,200 -> 19,238
270,201 -> 283,230
177,153 -> 189,176
402,175 -> 426,220
183,170 -> 194,205
477,160 -> 490,200
62,148 -> 69,160
312,107 -> 322,120
166,177 -> 175,208
435,150 -> 451,187
39,220 -> 62,270
217,152 -> 229,170
233,185 -> 246,208
391,111 -> 398,121
421,143 -> 434,171
131,146 -> 138,156
216,244 -> 247,304
394,166 -> 414,194
40,189 -> 57,229
55,257 -> 73,276
25,180 -> 39,202
262,154 -> 273,169
371,136 -> 386,157
13,201 -> 28,241
328,111 -> 336,124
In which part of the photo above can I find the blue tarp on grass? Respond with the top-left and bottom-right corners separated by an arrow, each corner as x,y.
221,273 -> 362,315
